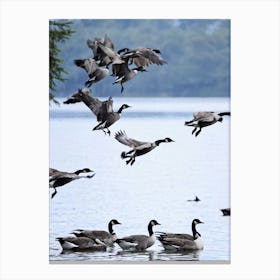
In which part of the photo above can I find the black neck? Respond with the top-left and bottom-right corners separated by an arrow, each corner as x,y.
148,223 -> 154,236
74,169 -> 83,175
155,139 -> 165,146
117,106 -> 124,114
192,221 -> 197,239
108,222 -> 114,234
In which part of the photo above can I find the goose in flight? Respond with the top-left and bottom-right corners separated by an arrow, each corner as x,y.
157,219 -> 204,251
49,168 -> 95,199
116,220 -> 160,251
71,219 -> 122,247
74,58 -> 109,87
112,61 -> 147,93
63,89 -> 131,135
184,111 -> 231,137
114,130 -> 174,165
87,34 -> 124,68
118,47 -> 167,67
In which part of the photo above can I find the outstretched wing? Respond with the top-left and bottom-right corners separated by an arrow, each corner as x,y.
74,59 -> 98,76
114,130 -> 147,148
122,48 -> 167,67
63,91 -> 113,121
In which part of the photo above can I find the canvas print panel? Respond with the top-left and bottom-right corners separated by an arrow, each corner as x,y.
49,19 -> 230,263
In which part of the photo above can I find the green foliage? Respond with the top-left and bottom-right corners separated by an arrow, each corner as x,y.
49,20 -> 74,104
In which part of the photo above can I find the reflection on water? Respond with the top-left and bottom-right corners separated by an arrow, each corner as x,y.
49,97 -> 230,263
51,246 -> 203,262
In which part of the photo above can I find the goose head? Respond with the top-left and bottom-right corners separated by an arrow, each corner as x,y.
108,219 -> 121,236
120,104 -> 131,110
193,219 -> 204,225
117,47 -> 130,54
110,219 -> 122,226
155,137 -> 175,146
151,48 -> 161,54
149,220 -> 161,226
148,220 -> 161,237
135,66 -> 148,72
164,137 -> 175,143
118,104 -> 131,114
75,168 -> 94,175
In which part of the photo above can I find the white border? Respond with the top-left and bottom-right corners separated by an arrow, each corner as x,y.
0,0 -> 279,279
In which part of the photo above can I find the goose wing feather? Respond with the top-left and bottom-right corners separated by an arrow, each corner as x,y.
193,112 -> 215,122
74,59 -> 98,75
122,48 -> 166,66
120,234 -> 148,244
73,230 -> 110,240
157,232 -> 193,240
160,237 -> 197,249
114,131 -> 148,148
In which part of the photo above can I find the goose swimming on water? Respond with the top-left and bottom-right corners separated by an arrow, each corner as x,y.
63,89 -> 131,135
116,220 -> 160,251
184,111 -> 231,137
157,219 -> 204,251
49,168 -> 95,199
187,195 -> 200,202
56,236 -> 106,252
71,219 -> 122,247
114,130 -> 174,165
220,208 -> 230,216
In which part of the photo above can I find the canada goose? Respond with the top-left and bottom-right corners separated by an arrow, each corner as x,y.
116,220 -> 160,251
56,236 -> 106,251
63,89 -> 130,135
187,195 -> 200,202
92,103 -> 131,135
157,219 -> 204,251
49,168 -> 95,199
114,130 -> 174,165
119,47 -> 167,67
74,58 -> 109,87
71,219 -> 121,247
87,34 -> 115,67
220,208 -> 230,216
184,111 -> 231,137
112,61 -> 147,93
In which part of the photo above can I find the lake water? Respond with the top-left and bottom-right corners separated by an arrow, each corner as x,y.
49,97 -> 230,263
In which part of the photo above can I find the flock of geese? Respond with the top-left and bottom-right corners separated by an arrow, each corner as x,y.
50,34 -> 231,255
56,219 -> 204,252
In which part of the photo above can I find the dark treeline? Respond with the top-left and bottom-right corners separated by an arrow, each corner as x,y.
54,19 -> 230,98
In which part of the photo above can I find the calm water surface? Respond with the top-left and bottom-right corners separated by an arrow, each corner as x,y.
49,97 -> 230,263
